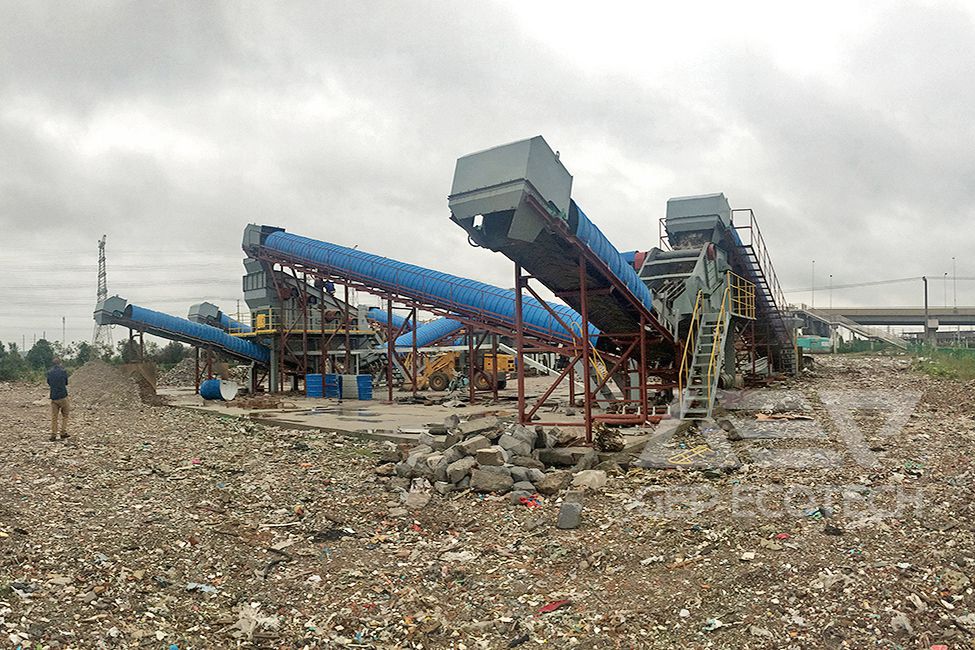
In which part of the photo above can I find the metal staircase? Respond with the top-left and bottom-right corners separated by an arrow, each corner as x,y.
728,209 -> 796,374
680,307 -> 732,419
677,274 -> 753,419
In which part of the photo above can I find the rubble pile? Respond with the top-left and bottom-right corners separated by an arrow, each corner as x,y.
375,415 -> 620,505
157,357 -> 196,386
5,353 -> 975,647
69,360 -> 144,410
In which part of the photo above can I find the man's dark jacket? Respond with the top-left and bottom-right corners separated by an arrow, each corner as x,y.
47,365 -> 68,401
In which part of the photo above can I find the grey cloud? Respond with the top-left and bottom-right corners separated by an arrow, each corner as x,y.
1,1 -> 973,342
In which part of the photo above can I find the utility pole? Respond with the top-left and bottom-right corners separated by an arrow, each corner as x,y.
62,316 -> 66,346
923,276 -> 931,347
811,259 -> 816,309
829,274 -> 835,353
953,257 -> 958,309
944,272 -> 949,309
92,235 -> 113,349
954,256 -> 960,344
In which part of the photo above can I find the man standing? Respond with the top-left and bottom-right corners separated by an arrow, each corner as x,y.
46,357 -> 69,441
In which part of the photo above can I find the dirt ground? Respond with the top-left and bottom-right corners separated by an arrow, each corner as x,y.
2,355 -> 975,649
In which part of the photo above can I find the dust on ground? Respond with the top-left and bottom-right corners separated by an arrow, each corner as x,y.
1,355 -> 974,648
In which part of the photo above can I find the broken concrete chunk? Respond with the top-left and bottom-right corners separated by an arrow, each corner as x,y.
571,469 -> 607,490
394,462 -> 413,479
525,468 -> 546,483
446,456 -> 476,483
442,446 -> 464,465
470,466 -> 514,493
457,435 -> 491,456
497,434 -> 532,458
377,448 -> 403,463
541,426 -> 575,448
536,470 -> 572,495
457,416 -> 499,436
572,450 -> 599,471
507,424 -> 537,446
510,455 -> 546,470
536,448 -> 578,467
557,501 -> 583,529
433,481 -> 453,496
443,414 -> 460,430
511,480 -> 536,492
509,490 -> 533,504
405,446 -> 433,467
475,446 -> 505,466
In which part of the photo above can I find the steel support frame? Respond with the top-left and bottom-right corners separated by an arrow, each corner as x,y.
513,257 -> 668,444
255,249 -> 589,349
255,249 -> 575,403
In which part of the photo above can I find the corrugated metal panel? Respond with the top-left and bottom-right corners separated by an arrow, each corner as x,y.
366,307 -> 412,332
218,311 -> 252,333
125,304 -> 269,364
262,231 -> 596,344
573,205 -> 655,315
394,318 -> 463,348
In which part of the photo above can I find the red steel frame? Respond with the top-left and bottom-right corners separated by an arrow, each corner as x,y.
255,232 -> 678,439
256,250 -> 547,403
514,254 -> 676,444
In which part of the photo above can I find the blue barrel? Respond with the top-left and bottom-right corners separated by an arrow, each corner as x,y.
306,373 -> 323,398
356,374 -> 373,400
324,373 -> 341,398
200,379 -> 238,401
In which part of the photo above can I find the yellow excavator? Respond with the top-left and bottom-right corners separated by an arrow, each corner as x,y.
405,351 -> 514,391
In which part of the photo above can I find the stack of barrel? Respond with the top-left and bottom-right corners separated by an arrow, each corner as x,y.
305,373 -> 324,398
306,373 -> 368,399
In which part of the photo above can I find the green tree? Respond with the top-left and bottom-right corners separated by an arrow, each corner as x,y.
75,341 -> 94,366
26,339 -> 54,370
0,342 -> 28,380
117,339 -> 140,363
156,340 -> 188,365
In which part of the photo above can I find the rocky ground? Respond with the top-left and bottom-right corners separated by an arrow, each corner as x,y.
1,355 -> 974,649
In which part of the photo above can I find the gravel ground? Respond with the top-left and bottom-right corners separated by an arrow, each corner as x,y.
1,355 -> 974,649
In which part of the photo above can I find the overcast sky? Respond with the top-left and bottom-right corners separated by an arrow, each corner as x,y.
2,1 -> 973,346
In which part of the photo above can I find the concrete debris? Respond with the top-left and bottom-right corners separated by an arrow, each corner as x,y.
470,466 -> 514,493
2,353 -> 972,647
557,501 -> 583,529
593,422 -> 625,452
571,469 -> 607,491
536,470 -> 572,496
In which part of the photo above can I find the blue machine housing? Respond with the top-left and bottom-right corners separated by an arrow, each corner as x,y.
366,306 -> 413,332
394,317 -> 463,349
124,304 -> 270,364
218,311 -> 252,334
259,230 -> 597,344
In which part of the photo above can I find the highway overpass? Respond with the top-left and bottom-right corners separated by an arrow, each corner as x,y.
808,307 -> 975,327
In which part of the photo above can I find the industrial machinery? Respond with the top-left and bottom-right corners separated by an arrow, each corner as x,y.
449,136 -> 795,429
92,136 -> 794,430
407,350 -> 513,392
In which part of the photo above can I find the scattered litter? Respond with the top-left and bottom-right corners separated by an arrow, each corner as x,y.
538,599 -> 571,614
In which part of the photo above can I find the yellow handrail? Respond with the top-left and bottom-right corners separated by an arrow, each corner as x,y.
705,285 -> 731,408
678,290 -> 705,400
727,271 -> 756,320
